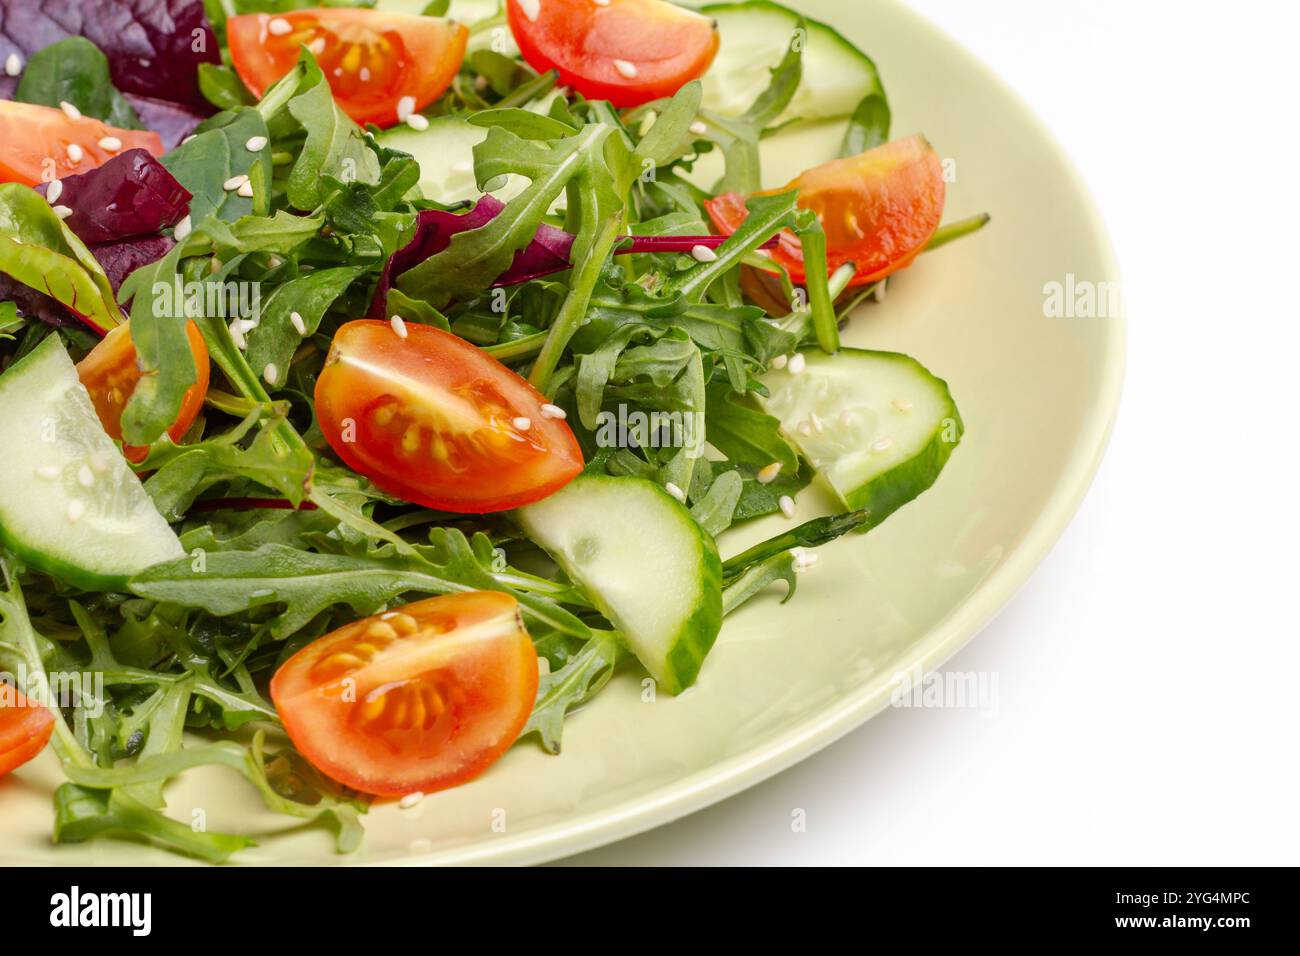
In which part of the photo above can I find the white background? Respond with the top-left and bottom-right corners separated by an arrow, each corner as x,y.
559,0 -> 1300,865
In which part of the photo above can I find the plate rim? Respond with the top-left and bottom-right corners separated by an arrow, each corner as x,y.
378,0 -> 1129,868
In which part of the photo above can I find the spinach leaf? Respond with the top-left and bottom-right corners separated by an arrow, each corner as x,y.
162,107 -> 273,225
840,92 -> 891,157
15,37 -> 142,129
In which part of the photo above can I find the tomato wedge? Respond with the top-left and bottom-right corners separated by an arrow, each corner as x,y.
0,101 -> 163,187
76,320 -> 211,463
706,134 -> 946,289
0,684 -> 55,778
315,320 -> 583,513
227,9 -> 468,128
506,0 -> 719,108
271,591 -> 539,797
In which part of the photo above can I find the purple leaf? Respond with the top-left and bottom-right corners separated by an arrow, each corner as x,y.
124,93 -> 206,150
36,148 -> 190,244
0,0 -> 218,112
90,233 -> 174,292
369,196 -> 774,318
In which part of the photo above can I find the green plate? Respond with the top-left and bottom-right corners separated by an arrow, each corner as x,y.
0,0 -> 1123,865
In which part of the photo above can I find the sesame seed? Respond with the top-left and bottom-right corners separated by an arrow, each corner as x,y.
756,461 -> 782,485
664,482 -> 686,503
308,37 -> 326,56
689,120 -> 708,136
405,112 -> 429,132
173,215 -> 192,241
46,180 -> 63,203
52,204 -> 73,220
809,412 -> 824,434
3,53 -> 22,77
871,437 -> 894,453
779,495 -> 795,518
223,174 -> 249,191
396,95 -> 417,120
540,403 -> 567,420
209,257 -> 222,274
797,421 -> 812,436
690,244 -> 718,263
263,363 -> 278,385
770,354 -> 788,370
181,135 -> 196,145
593,0 -> 610,6
245,135 -> 268,152
77,464 -> 94,487
268,17 -> 292,35
519,0 -> 540,22
788,353 -> 806,374
390,315 -> 408,339
36,465 -> 59,480
612,59 -> 638,79
66,499 -> 85,523
512,416 -> 532,431
98,136 -> 122,153
59,100 -> 82,121
66,143 -> 84,164
360,67 -> 371,82
229,320 -> 247,350
537,655 -> 551,677
290,311 -> 306,335
891,398 -> 913,412
89,452 -> 109,473
873,280 -> 887,303
237,178 -> 254,198
791,548 -> 819,573
398,792 -> 425,809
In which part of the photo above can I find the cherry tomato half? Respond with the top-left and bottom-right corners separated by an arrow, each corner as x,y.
76,320 -> 211,463
0,101 -> 163,187
506,0 -> 719,108
0,683 -> 55,778
706,134 -> 946,288
315,320 -> 583,513
270,591 -> 539,798
227,9 -> 468,129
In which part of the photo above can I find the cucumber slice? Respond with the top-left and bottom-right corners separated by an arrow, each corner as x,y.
517,474 -> 723,695
757,349 -> 962,525
701,1 -> 886,124
0,335 -> 184,590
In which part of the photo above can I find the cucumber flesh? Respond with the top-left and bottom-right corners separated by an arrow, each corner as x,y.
0,335 -> 183,591
757,349 -> 962,525
517,474 -> 722,695
701,1 -> 886,124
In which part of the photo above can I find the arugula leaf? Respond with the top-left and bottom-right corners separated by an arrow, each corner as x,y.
128,536 -> 592,642
161,107 -> 273,225
721,509 -> 871,579
705,379 -> 798,473
0,183 -> 122,334
665,191 -> 800,302
15,37 -> 143,129
841,92 -> 891,157
722,551 -> 798,615
523,631 -> 626,754
284,52 -> 381,210
244,266 -> 363,385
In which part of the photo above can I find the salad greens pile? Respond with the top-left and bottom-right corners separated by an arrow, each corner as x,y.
0,0 -> 985,862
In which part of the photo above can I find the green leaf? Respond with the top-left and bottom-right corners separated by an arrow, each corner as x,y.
690,469 -> 744,536
198,63 -> 256,111
523,631 -> 626,754
633,80 -> 703,167
286,52 -> 382,210
244,266 -> 364,385
722,551 -> 798,615
705,379 -> 798,473
161,108 -> 273,225
0,183 -> 122,334
665,190 -> 800,302
840,92 -> 891,157
15,37 -> 142,129
128,536 -> 592,642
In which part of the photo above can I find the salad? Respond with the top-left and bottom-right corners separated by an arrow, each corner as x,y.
0,0 -> 986,861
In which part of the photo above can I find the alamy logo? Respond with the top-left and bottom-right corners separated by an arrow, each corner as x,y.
49,886 -> 151,936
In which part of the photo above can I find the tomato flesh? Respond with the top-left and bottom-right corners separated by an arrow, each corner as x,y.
227,10 -> 468,128
507,0 -> 719,108
76,320 -> 210,462
270,591 -> 539,797
0,684 -> 55,778
315,320 -> 583,513
706,134 -> 946,288
0,101 -> 163,187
